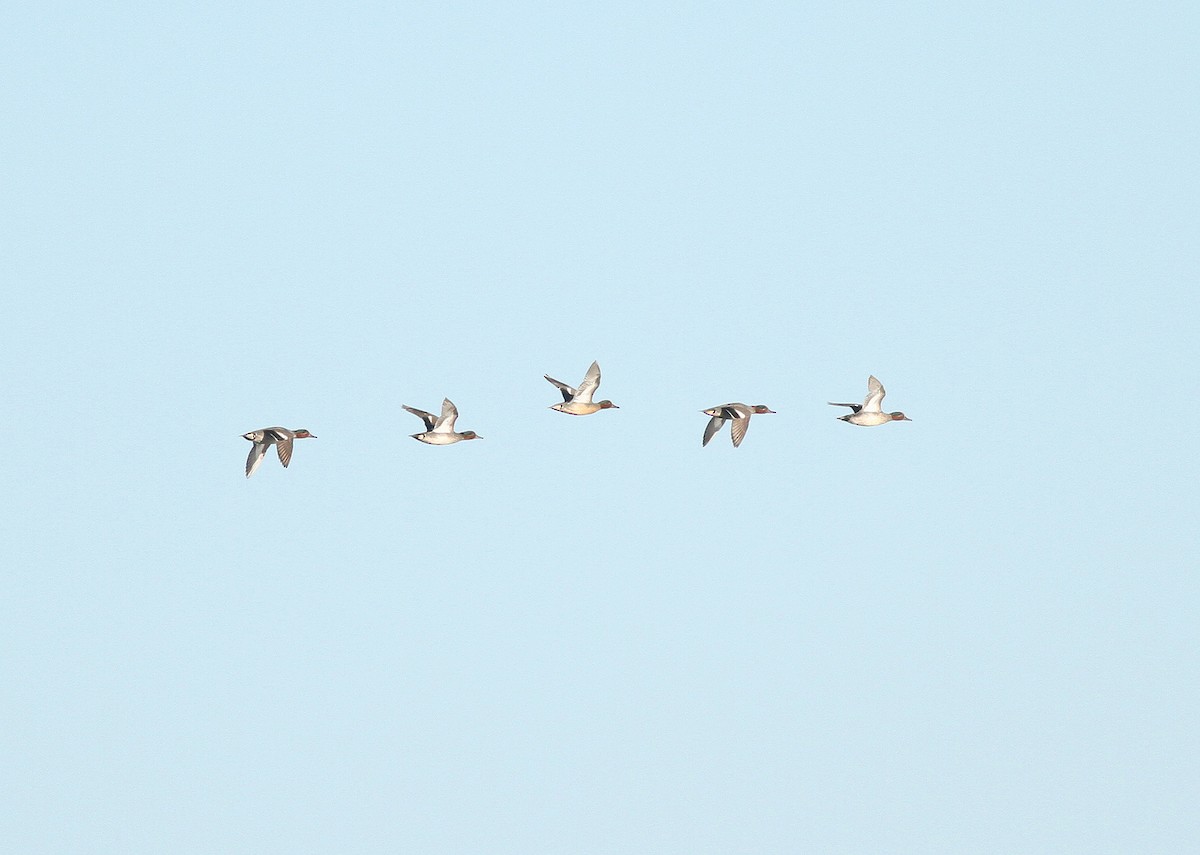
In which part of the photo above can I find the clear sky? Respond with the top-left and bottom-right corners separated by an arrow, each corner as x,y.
2,2 -> 1197,852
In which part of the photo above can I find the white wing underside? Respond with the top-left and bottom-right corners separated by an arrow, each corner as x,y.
246,442 -> 268,477
861,375 -> 886,413
433,398 -> 459,433
702,416 -> 725,446
573,361 -> 601,404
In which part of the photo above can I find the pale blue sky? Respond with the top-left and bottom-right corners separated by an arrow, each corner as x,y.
2,2 -> 1197,853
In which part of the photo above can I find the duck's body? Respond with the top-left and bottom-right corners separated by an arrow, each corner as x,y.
242,427 -> 316,477
553,400 -> 617,416
701,403 -> 775,447
545,361 -> 618,415
839,410 -> 897,427
403,398 -> 482,445
829,376 -> 911,426
412,430 -> 470,446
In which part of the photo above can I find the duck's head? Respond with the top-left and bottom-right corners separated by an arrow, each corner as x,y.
598,400 -> 619,409
460,430 -> 482,440
889,412 -> 911,422
293,429 -> 318,438
752,405 -> 776,414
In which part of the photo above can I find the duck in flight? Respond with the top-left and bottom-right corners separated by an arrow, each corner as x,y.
242,427 -> 317,477
403,398 -> 482,444
700,403 -> 776,447
544,360 -> 619,415
829,376 -> 911,426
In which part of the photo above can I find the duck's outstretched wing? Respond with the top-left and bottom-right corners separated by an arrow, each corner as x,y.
544,374 -> 577,403
862,375 -> 886,413
276,437 -> 294,467
403,405 -> 439,432
828,401 -> 863,413
434,398 -> 459,433
730,415 -> 751,447
702,415 -> 725,447
574,361 -> 601,404
246,442 -> 268,477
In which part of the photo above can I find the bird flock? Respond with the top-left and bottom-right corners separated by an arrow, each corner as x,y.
242,362 -> 911,477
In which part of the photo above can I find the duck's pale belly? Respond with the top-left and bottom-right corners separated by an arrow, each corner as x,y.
846,412 -> 892,426
412,432 -> 463,445
553,402 -> 602,415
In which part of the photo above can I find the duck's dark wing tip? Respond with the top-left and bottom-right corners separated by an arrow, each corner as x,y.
403,405 -> 438,431
544,375 -> 575,402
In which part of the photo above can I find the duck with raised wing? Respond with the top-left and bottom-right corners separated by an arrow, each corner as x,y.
545,360 -> 619,415
403,398 -> 482,445
829,376 -> 911,426
701,403 -> 776,447
242,427 -> 317,477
